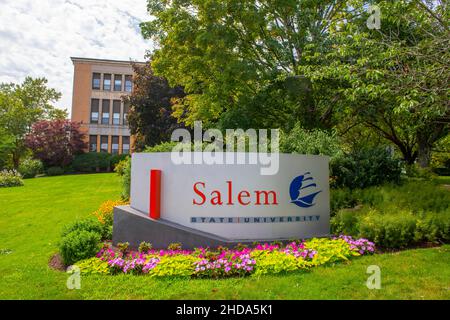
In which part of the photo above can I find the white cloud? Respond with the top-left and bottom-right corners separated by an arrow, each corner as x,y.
0,0 -> 152,115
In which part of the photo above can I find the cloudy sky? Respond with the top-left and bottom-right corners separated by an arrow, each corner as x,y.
0,0 -> 152,114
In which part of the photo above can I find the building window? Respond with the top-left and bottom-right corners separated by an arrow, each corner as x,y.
122,136 -> 130,154
89,135 -> 98,152
103,74 -> 111,91
92,73 -> 101,90
113,100 -> 121,125
114,74 -> 122,91
125,75 -> 132,92
90,99 -> 99,123
101,100 -> 110,125
123,102 -> 129,125
112,136 -> 119,155
100,135 -> 109,153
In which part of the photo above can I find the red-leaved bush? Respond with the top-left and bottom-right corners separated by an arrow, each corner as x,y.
25,120 -> 86,167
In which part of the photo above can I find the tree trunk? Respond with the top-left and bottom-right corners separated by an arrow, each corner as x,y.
417,138 -> 431,168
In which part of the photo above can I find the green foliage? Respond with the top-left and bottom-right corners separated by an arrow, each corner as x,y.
75,257 -> 110,275
144,141 -> 179,152
404,164 -> 437,180
141,1 -> 342,129
124,62 -> 186,148
167,242 -> 182,251
72,152 -> 111,173
0,169 -> 23,188
330,188 -> 359,216
415,213 -> 450,243
331,180 -> 450,248
0,129 -> 15,170
46,166 -> 64,176
0,77 -> 63,169
299,1 -> 449,166
18,158 -> 43,179
305,238 -> 359,265
114,156 -> 131,200
251,250 -> 309,276
358,212 -> 418,249
62,218 -> 109,240
139,242 -> 153,253
280,124 -> 342,158
331,148 -> 401,189
117,242 -> 130,255
59,230 -> 101,265
149,255 -> 197,277
110,154 -> 129,170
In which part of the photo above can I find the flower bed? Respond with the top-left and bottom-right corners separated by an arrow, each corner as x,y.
75,236 -> 375,278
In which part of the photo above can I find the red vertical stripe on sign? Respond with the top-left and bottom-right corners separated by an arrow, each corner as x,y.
149,169 -> 161,220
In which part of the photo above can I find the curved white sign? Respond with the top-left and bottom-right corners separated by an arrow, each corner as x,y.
130,152 -> 330,240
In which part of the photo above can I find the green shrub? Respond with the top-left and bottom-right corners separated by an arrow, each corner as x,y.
62,218 -> 109,240
139,242 -> 153,253
167,242 -> 182,251
72,152 -> 111,173
358,212 -> 417,248
144,141 -> 179,153
75,257 -> 109,275
60,230 -> 101,265
117,242 -> 130,254
110,154 -> 129,169
114,156 -> 131,200
46,166 -> 64,176
404,164 -> 436,180
331,147 -> 402,189
280,124 -> 342,157
0,170 -> 24,188
330,188 -> 359,216
356,180 -> 450,214
18,158 -> 43,179
415,213 -> 450,243
331,209 -> 361,236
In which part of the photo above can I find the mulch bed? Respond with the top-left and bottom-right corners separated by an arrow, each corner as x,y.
48,253 -> 66,271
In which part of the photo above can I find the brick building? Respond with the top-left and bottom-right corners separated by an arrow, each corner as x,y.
70,57 -> 144,154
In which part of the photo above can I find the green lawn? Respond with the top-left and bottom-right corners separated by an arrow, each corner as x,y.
0,173 -> 449,299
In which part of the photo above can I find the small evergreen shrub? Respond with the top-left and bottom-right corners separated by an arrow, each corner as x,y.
18,158 -> 43,179
331,147 -> 401,189
0,170 -> 24,188
60,230 -> 101,265
46,166 -> 64,176
62,218 -> 109,240
72,152 -> 111,173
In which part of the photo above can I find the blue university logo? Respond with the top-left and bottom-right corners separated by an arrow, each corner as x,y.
289,172 -> 322,208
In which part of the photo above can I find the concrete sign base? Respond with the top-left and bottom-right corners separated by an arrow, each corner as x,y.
112,205 -> 314,250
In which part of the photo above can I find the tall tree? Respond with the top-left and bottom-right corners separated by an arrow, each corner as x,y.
298,0 -> 449,166
123,62 -> 186,149
0,77 -> 65,168
141,0 -> 350,130
25,120 -> 86,168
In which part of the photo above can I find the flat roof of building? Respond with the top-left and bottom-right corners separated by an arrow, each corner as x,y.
70,57 -> 146,65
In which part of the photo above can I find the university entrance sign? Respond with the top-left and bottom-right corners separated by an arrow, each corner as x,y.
113,152 -> 330,248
